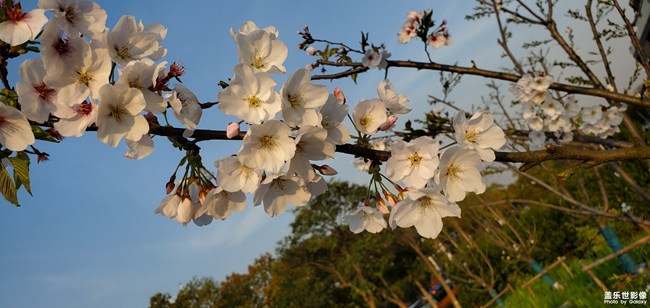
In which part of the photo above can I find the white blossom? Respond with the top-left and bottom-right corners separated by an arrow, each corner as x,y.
217,64 -> 280,124
238,120 -> 296,173
169,84 -> 202,138
95,84 -> 148,147
280,68 -> 328,127
436,146 -> 485,202
0,104 -> 35,151
235,29 -> 287,74
389,187 -> 460,239
204,187 -> 246,219
216,156 -> 260,193
39,0 -> 107,41
386,136 -> 439,189
453,110 -> 506,162
353,99 -> 387,135
0,3 -> 47,46
342,205 -> 386,234
253,173 -> 311,217
104,15 -> 167,66
378,79 -> 411,115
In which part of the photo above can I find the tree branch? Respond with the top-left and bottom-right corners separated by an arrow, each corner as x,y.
313,60 -> 650,108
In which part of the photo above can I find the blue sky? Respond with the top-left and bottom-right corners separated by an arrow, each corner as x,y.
0,1 -> 638,307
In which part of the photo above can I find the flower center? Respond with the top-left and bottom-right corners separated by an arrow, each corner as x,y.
219,190 -> 230,198
116,44 -> 130,60
417,196 -> 434,209
446,163 -> 460,179
271,178 -> 285,190
259,135 -> 277,150
108,105 -> 128,122
241,165 -> 254,178
128,79 -> 142,89
296,141 -> 305,153
252,56 -> 265,70
288,94 -> 301,108
465,130 -> 477,143
77,71 -> 93,86
359,115 -> 371,127
76,102 -> 93,116
247,95 -> 261,108
408,152 -> 422,166
33,83 -> 56,101
54,36 -> 74,56
5,3 -> 26,22
63,5 -> 79,23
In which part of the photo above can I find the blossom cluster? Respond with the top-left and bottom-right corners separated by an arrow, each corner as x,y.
154,20 -> 341,225
344,109 -> 506,239
398,10 -> 451,48
0,3 -> 539,240
1,0 -> 202,159
511,73 -> 627,148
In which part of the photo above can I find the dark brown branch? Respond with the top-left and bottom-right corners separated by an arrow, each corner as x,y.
139,126 -> 650,169
311,66 -> 369,80
314,60 -> 650,108
612,0 -> 650,76
495,143 -> 650,166
586,0 -> 616,90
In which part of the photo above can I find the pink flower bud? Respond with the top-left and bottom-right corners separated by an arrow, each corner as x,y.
166,181 -> 175,195
376,193 -> 389,214
333,87 -> 346,104
318,164 -> 338,175
382,190 -> 398,206
379,115 -> 398,131
226,122 -> 240,139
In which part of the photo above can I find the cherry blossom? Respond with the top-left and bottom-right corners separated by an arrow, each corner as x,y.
389,187 -> 460,239
436,145 -> 485,202
352,99 -> 388,135
342,205 -> 387,234
16,58 -> 72,123
95,84 -> 148,147
230,20 -> 278,39
104,15 -> 167,66
453,110 -> 506,162
169,84 -> 202,138
216,156 -> 260,193
53,100 -> 97,137
386,136 -> 440,189
204,187 -> 246,219
39,22 -> 89,74
0,2 -> 47,46
45,45 -> 111,104
361,49 -> 390,69
217,63 -> 280,124
116,59 -> 168,114
155,193 -> 181,220
125,134 -> 154,159
280,68 -> 328,127
238,120 -> 296,173
235,29 -> 288,74
0,104 -> 35,151
39,0 -> 107,41
253,173 -> 311,217
287,125 -> 334,179
378,79 -> 411,115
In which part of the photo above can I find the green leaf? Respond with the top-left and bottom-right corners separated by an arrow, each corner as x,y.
0,161 -> 18,206
31,125 -> 60,143
351,73 -> 357,84
9,152 -> 31,196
